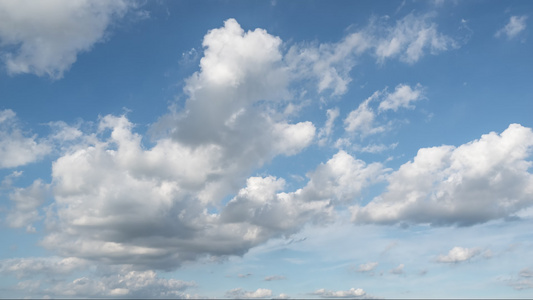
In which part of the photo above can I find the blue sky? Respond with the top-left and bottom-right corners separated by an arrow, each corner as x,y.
0,0 -> 533,298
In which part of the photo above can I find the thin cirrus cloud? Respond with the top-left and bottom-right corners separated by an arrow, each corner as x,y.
495,15 -> 528,39
286,12 -> 457,96
0,0 -> 140,79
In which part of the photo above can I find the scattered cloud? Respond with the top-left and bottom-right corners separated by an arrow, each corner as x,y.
312,287 -> 366,298
264,275 -> 286,281
352,124 -> 533,226
507,268 -> 533,290
286,13 -> 456,96
5,179 -> 49,232
225,288 -> 272,299
0,109 -> 51,168
344,83 -> 424,138
0,0 -> 141,79
495,15 -> 528,39
358,262 -> 379,272
378,83 -> 425,112
390,263 -> 405,275
318,107 -> 340,146
373,13 -> 457,64
436,247 -> 481,263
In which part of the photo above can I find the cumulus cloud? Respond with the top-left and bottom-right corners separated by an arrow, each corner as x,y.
312,287 -> 366,298
39,19 -> 324,270
357,262 -> 378,272
495,15 -> 528,39
225,288 -> 272,299
0,109 -> 51,168
436,247 -> 481,263
48,269 -> 195,298
295,150 -> 385,205
352,124 -> 533,226
378,83 -> 425,112
0,0 -> 139,78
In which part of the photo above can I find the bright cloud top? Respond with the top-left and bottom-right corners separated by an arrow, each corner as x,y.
496,15 -> 528,39
0,0 -> 136,78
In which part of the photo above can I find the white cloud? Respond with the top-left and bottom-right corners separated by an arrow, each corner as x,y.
344,84 -> 423,138
357,262 -> 378,272
352,124 -> 533,226
312,287 -> 366,298
318,107 -> 340,146
378,83 -> 425,112
495,15 -> 528,39
47,269 -> 195,298
374,13 -> 457,64
5,179 -> 48,232
0,109 -> 51,168
344,92 -> 385,136
0,0 -> 138,78
225,288 -> 273,299
296,150 -> 385,205
286,13 -> 456,96
436,246 -> 481,263
0,256 -> 88,279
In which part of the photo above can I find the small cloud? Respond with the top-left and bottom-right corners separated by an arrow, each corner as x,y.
237,273 -> 252,278
437,246 -> 481,263
357,262 -> 378,272
495,15 -> 528,39
264,275 -> 286,281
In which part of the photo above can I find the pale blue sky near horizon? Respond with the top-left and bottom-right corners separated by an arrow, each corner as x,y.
0,0 -> 533,298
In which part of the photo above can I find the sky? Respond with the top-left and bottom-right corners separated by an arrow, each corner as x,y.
0,0 -> 533,298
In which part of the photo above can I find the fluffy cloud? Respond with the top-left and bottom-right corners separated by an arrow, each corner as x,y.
352,124 -> 533,226
436,247 -> 480,263
295,150 -> 385,205
0,109 -> 51,168
378,83 -> 425,112
40,19 -> 321,270
344,92 -> 385,137
357,262 -> 378,272
495,15 -> 528,39
312,287 -> 366,298
0,0 -> 137,78
225,288 -> 272,299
